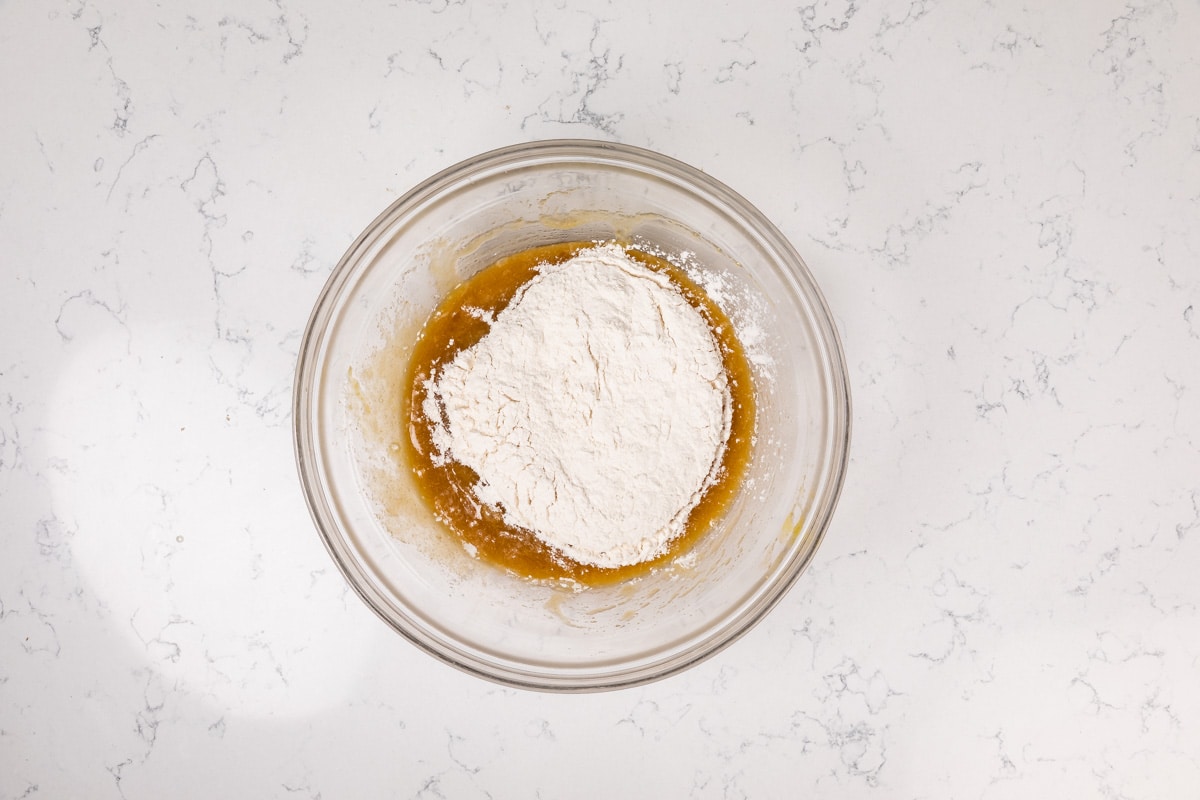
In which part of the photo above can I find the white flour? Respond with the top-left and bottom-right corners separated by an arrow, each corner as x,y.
424,244 -> 732,569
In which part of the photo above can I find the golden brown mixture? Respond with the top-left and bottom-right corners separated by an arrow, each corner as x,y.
402,241 -> 755,584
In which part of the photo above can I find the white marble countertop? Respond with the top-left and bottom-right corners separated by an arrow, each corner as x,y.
3,0 -> 1199,796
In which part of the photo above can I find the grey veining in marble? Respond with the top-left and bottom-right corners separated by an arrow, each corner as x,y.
2,0 -> 1198,797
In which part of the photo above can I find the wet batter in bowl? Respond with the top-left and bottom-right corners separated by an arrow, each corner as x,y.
403,241 -> 754,584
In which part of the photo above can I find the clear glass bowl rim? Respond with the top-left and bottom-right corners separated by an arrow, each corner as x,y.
293,139 -> 853,691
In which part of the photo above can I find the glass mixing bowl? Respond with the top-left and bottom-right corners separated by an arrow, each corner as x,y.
293,140 -> 851,690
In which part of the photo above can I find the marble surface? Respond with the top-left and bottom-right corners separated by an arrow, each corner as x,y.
2,0 -> 1199,796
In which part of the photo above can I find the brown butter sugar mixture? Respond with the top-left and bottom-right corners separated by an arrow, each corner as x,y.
402,241 -> 755,585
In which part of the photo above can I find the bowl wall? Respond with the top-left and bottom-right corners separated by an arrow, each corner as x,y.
294,140 -> 851,690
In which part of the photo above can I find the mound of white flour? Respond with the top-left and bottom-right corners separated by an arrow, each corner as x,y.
424,244 -> 731,569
